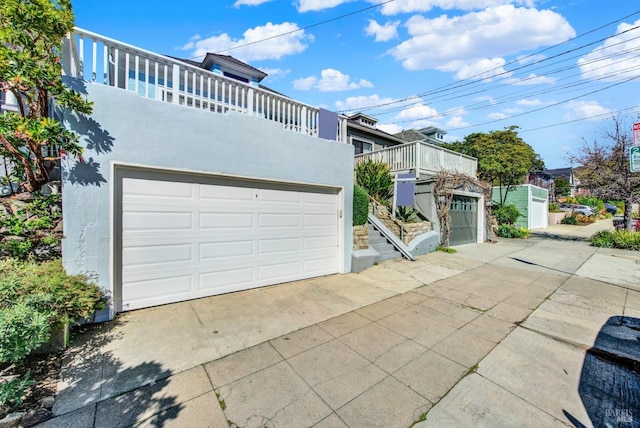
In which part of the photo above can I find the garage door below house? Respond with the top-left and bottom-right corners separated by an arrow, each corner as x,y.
449,195 -> 478,246
119,173 -> 339,311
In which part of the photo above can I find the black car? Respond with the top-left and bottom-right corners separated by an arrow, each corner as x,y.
604,203 -> 618,215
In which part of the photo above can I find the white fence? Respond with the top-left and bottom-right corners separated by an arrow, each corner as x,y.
355,141 -> 477,177
62,28 -> 346,142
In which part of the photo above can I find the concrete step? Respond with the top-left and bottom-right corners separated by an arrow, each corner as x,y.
368,236 -> 389,246
377,248 -> 402,261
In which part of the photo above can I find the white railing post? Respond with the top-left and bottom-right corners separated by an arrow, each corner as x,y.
172,63 -> 180,104
247,87 -> 254,115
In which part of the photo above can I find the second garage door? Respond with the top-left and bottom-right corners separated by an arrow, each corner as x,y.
119,172 -> 340,311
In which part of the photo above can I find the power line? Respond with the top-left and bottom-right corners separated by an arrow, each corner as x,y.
188,0 -> 397,59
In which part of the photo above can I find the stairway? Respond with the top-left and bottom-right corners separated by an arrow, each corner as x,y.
367,223 -> 401,261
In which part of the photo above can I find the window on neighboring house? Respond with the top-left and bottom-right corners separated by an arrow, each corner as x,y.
352,138 -> 373,154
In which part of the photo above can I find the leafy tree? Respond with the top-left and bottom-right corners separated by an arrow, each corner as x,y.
0,0 -> 91,193
355,159 -> 393,204
553,177 -> 571,199
441,126 -> 539,204
570,116 -> 640,230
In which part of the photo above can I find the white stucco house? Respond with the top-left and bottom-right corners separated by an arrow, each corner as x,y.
59,28 -> 354,319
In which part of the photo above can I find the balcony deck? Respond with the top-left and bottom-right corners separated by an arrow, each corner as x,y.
61,28 -> 347,142
355,141 -> 477,178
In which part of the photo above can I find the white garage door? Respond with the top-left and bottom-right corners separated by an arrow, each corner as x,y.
530,198 -> 548,229
120,175 -> 339,311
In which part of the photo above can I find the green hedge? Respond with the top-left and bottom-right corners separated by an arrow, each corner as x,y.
591,230 -> 640,251
353,185 -> 369,226
496,224 -> 530,239
492,204 -> 520,225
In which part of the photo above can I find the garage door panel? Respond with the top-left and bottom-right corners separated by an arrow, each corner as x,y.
199,241 -> 254,260
200,184 -> 254,201
124,212 -> 193,231
123,243 -> 193,266
121,175 -> 339,311
199,269 -> 255,291
200,213 -> 254,229
123,178 -> 194,199
124,275 -> 193,302
259,188 -> 301,203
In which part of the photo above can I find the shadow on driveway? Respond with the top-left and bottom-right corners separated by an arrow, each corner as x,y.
565,316 -> 640,428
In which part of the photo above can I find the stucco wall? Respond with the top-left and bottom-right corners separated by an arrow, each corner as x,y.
60,79 -> 354,318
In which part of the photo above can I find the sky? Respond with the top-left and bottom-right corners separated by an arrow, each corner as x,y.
72,0 -> 640,169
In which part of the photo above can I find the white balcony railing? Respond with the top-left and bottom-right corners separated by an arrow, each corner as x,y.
61,28 -> 347,142
355,141 -> 477,178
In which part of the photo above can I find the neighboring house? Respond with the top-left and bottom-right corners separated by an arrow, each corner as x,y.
395,126 -> 447,146
59,28 -> 353,319
526,167 -> 576,198
355,124 -> 484,246
492,185 -> 549,230
346,113 -> 404,154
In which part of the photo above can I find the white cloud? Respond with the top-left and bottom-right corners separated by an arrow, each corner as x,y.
517,98 -> 545,106
475,95 -> 497,105
517,53 -> 546,64
578,19 -> 640,82
506,73 -> 557,85
372,0 -> 535,16
293,69 -> 373,92
335,94 -> 396,111
488,112 -> 508,120
388,5 -> 575,75
440,58 -> 509,81
297,0 -> 353,12
183,22 -> 311,62
394,102 -> 441,121
378,123 -> 404,134
563,100 -> 612,121
260,68 -> 291,80
445,116 -> 470,128
365,20 -> 400,42
234,0 -> 273,7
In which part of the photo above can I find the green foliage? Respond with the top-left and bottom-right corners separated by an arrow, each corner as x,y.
553,177 -> 571,198
0,193 -> 61,260
492,204 -> 520,225
396,206 -> 419,223
0,301 -> 51,363
352,185 -> 369,226
561,215 -> 578,225
355,159 -> 393,203
548,202 -> 564,213
436,246 -> 457,253
0,372 -> 34,410
442,126 -> 540,204
575,196 -> 604,212
0,259 -> 105,324
1,239 -> 33,259
591,230 -> 640,251
0,0 -> 92,193
496,224 -> 530,239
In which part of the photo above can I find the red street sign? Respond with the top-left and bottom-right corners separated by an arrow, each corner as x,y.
634,123 -> 640,147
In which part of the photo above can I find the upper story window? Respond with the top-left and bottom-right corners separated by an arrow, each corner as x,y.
352,138 -> 373,154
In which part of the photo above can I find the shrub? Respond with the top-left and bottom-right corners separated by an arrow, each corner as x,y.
548,202 -> 564,213
355,159 -> 393,203
561,215 -> 578,225
396,206 -> 419,223
0,372 -> 34,411
1,239 -> 33,259
576,196 -> 604,212
0,259 -> 105,324
353,185 -> 369,226
576,214 -> 596,224
0,302 -> 51,363
496,224 -> 530,239
591,230 -> 640,251
492,204 -> 520,225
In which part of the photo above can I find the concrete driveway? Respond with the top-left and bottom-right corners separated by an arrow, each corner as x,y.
40,219 -> 640,427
